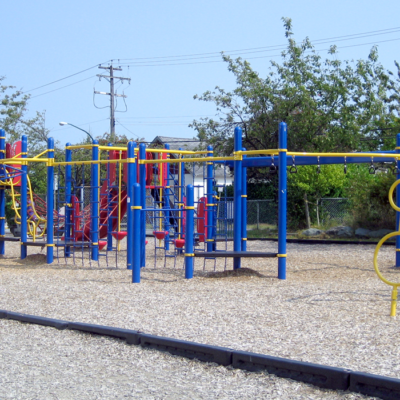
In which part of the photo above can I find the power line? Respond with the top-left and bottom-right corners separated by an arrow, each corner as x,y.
30,75 -> 97,99
22,61 -> 110,94
118,115 -> 212,120
115,120 -> 140,139
19,26 -> 400,100
117,26 -> 400,64
119,37 -> 400,68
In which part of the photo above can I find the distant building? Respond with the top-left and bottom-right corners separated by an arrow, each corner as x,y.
149,136 -> 233,201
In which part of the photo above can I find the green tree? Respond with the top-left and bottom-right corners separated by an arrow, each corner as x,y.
287,165 -> 347,228
190,18 -> 399,180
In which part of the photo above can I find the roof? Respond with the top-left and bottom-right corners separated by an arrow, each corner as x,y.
150,136 -> 205,152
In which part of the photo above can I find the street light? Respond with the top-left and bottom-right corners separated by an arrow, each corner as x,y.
59,122 -> 94,143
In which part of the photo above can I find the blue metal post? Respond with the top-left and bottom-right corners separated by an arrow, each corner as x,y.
127,141 -> 137,270
91,140 -> 99,261
20,135 -> 28,259
164,143 -> 170,251
206,145 -> 214,252
65,144 -> 72,257
46,137 -> 54,264
185,184 -> 194,279
0,130 -> 5,255
396,134 -> 400,267
241,147 -> 247,252
107,143 -> 113,251
233,127 -> 242,269
278,122 -> 287,279
139,143 -> 147,267
132,182 -> 141,283
178,147 -> 185,255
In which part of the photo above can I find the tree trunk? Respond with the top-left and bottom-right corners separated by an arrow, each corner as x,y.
304,193 -> 311,229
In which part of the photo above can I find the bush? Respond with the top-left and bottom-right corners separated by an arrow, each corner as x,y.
344,165 -> 396,230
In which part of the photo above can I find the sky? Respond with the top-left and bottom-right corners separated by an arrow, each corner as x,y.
1,0 -> 400,147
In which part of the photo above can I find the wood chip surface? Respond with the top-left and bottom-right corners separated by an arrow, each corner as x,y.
0,238 -> 396,399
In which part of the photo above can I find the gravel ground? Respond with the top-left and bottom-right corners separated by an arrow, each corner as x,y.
0,238 -> 398,399
0,320 -> 371,400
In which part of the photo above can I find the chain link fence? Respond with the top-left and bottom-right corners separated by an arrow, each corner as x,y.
48,188 -> 349,238
247,199 -> 277,229
318,198 -> 349,224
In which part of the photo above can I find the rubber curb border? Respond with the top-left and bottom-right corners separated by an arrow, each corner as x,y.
0,309 -> 398,400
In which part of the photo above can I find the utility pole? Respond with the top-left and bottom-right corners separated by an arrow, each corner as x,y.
95,64 -> 131,143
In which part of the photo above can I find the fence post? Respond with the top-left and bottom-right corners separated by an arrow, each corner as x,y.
257,202 -> 260,230
0,130 -> 5,255
233,126 -> 242,269
46,137 -> 54,264
278,122 -> 287,280
185,184 -> 194,279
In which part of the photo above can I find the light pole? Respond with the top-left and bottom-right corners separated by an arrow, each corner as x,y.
59,122 -> 94,143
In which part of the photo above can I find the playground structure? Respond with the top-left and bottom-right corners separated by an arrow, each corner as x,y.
0,124 -> 400,303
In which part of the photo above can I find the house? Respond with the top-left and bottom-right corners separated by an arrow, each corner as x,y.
149,136 -> 233,201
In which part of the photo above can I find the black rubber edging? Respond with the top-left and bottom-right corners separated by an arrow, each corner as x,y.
232,350 -> 349,390
1,310 -> 400,400
350,371 -> 400,400
68,321 -> 140,345
5,310 -> 69,330
140,333 -> 233,366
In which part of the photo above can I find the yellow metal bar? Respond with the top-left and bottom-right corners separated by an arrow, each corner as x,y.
0,158 -> 49,164
391,287 -> 398,317
97,145 -> 128,151
139,156 -> 235,165
146,148 -> 195,155
288,151 -> 398,159
277,254 -> 287,258
238,149 -> 279,156
65,145 -> 96,150
54,159 -> 128,167
33,149 -> 49,159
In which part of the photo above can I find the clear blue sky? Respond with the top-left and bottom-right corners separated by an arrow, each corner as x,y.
1,0 -> 400,146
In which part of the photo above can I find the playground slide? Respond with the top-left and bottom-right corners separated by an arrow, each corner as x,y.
73,181 -> 128,242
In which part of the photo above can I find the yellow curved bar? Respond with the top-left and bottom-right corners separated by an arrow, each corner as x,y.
388,180 -> 400,212
373,231 -> 400,287
373,231 -> 400,316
